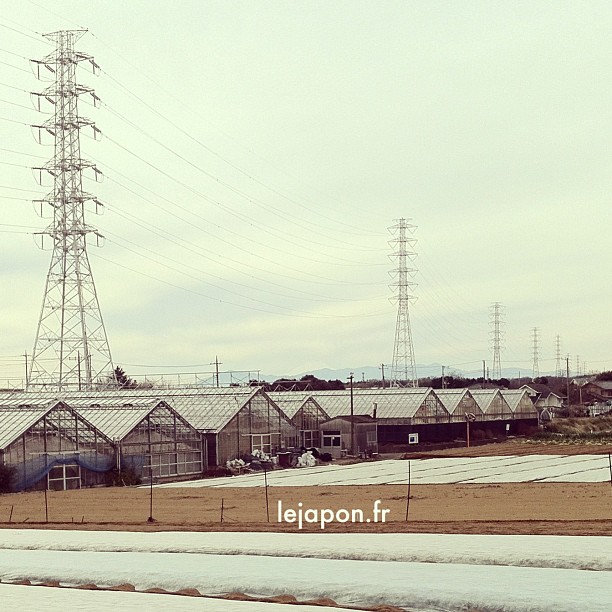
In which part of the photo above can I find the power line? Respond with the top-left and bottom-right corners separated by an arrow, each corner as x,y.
92,252 -> 387,320
102,132 -> 383,267
92,38 -> 382,235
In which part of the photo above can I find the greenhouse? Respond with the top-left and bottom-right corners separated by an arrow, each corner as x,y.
269,391 -> 330,447
162,387 -> 298,466
0,399 -> 114,492
308,388 -> 450,445
470,389 -> 513,420
435,389 -> 484,422
69,397 -> 203,483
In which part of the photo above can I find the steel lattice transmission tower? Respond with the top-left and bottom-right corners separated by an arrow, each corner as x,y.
555,334 -> 562,377
489,302 -> 505,379
27,30 -> 115,391
389,218 -> 418,388
531,327 -> 540,379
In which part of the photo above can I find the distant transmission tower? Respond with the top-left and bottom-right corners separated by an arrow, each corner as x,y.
489,302 -> 505,379
531,327 -> 540,379
555,334 -> 562,377
389,218 -> 418,387
27,30 -> 115,391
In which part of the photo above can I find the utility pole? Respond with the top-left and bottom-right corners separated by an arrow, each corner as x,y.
566,355 -> 571,413
380,363 -> 386,388
389,218 -> 418,388
441,365 -> 446,389
482,360 -> 486,388
23,351 -> 28,388
28,30 -> 115,391
348,373 -> 355,455
210,356 -> 222,387
489,302 -> 505,379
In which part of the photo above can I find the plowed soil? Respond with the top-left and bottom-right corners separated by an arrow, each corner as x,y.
1,442 -> 610,536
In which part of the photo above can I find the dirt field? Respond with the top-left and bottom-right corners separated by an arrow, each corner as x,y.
1,442 -> 610,536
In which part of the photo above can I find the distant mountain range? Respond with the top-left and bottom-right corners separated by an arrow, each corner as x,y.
261,364 -> 554,383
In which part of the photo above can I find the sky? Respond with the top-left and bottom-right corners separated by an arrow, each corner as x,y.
0,1 -> 611,384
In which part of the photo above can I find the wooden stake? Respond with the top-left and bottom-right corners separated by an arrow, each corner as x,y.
220,498 -> 224,523
147,465 -> 155,523
44,487 -> 48,524
263,463 -> 270,523
9,505 -> 13,523
405,460 -> 411,522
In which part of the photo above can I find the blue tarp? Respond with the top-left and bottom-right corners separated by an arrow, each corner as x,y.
11,451 -> 115,491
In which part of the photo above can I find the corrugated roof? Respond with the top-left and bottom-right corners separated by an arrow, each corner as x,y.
469,389 -> 503,413
0,399 -> 114,450
268,392 -> 327,419
0,405 -> 52,450
67,397 -> 162,440
499,390 -> 538,416
434,389 -> 468,414
0,388 -> 265,435
308,388 -> 443,420
66,387 -> 263,433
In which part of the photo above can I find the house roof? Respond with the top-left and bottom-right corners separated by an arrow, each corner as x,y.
433,389 -> 478,415
0,403 -> 55,450
585,381 -> 612,390
520,384 -> 564,399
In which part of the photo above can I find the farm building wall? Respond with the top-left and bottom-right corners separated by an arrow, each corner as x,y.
319,417 -> 377,456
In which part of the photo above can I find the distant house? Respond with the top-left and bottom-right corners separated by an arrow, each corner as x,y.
582,381 -> 612,401
520,384 -> 563,418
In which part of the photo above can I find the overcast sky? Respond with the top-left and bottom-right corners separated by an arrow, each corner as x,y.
1,1 -> 610,384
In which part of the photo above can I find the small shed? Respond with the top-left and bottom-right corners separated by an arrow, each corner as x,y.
319,415 -> 377,458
